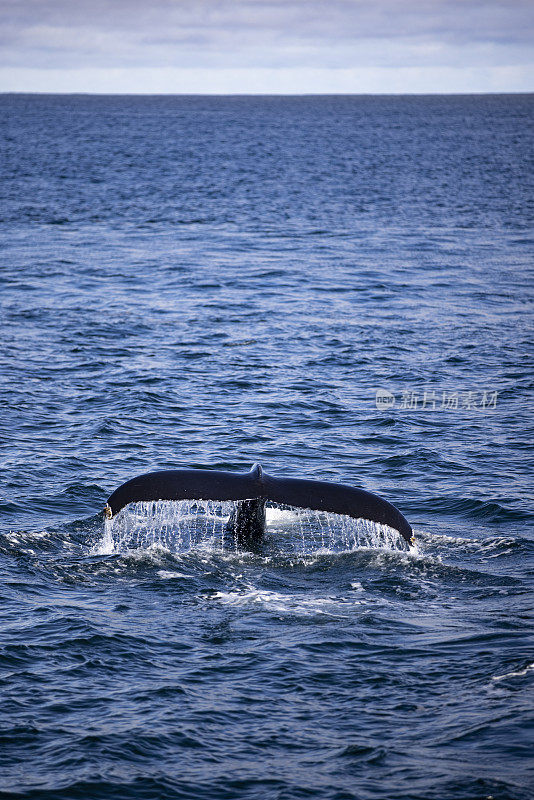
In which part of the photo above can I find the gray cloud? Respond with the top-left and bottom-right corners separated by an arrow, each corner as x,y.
1,0 -> 533,71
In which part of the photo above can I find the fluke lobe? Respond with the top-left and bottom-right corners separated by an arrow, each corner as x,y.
105,464 -> 414,549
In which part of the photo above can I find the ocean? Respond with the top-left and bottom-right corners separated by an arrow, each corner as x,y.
0,94 -> 533,799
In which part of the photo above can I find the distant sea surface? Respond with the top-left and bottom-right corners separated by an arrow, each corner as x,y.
1,94 -> 533,800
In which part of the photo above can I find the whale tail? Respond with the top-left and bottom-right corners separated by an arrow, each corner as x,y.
105,463 -> 414,549
226,497 -> 267,549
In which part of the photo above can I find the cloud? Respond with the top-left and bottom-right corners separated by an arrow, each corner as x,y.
0,1 -> 532,91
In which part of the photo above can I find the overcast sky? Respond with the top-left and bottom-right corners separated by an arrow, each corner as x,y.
1,0 -> 533,93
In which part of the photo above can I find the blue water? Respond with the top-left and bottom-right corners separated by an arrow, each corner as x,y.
1,94 -> 533,800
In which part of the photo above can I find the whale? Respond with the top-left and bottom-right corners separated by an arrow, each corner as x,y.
105,464 -> 414,549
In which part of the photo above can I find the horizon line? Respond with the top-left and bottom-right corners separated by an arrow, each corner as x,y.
2,90 -> 533,97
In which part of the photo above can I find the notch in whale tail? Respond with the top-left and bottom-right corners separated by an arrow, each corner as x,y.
105,463 -> 414,549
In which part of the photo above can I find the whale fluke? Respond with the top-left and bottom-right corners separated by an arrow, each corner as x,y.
105,464 -> 414,548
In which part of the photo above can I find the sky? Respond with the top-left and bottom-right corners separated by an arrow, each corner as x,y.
1,0 -> 533,94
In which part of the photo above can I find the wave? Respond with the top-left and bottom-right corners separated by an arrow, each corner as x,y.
492,662 -> 534,682
409,496 -> 533,523
209,587 -> 352,617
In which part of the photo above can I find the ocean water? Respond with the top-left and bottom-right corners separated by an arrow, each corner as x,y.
0,94 -> 533,800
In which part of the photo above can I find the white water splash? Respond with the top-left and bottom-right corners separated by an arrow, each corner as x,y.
93,517 -> 115,555
210,588 -> 360,617
93,500 -> 233,555
266,504 -> 409,553
95,499 -> 409,555
157,570 -> 192,580
492,663 -> 534,681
